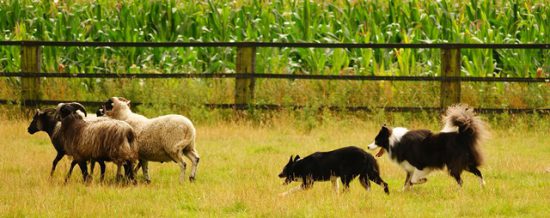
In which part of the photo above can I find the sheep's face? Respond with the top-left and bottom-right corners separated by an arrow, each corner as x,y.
28,109 -> 52,134
96,108 -> 105,117
28,110 -> 44,134
104,97 -> 131,116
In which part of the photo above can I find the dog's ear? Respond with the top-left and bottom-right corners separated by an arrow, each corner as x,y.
288,155 -> 293,163
294,155 -> 300,161
379,125 -> 390,136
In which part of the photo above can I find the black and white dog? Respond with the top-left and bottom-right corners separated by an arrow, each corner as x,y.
367,104 -> 489,190
278,146 -> 389,196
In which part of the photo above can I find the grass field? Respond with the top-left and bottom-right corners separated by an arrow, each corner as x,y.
1,114 -> 549,217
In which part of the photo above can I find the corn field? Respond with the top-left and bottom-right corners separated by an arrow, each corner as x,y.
0,0 -> 548,76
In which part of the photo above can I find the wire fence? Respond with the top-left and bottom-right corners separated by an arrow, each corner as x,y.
1,41 -> 549,114
0,72 -> 549,82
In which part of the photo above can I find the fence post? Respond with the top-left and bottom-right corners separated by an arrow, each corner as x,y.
235,46 -> 256,109
440,48 -> 461,109
20,43 -> 42,106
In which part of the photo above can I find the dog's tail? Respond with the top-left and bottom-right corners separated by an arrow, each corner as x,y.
442,104 -> 490,166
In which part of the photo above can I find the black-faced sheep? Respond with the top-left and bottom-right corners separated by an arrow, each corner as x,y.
100,97 -> 200,183
27,104 -> 108,181
56,103 -> 138,183
28,108 -> 69,177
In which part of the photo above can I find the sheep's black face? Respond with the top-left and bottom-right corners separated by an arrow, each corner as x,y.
27,111 -> 43,134
28,108 -> 57,134
96,108 -> 105,117
103,98 -> 114,112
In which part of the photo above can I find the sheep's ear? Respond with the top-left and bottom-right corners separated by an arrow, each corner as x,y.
126,100 -> 131,107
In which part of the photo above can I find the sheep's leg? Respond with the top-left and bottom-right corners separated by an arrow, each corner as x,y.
90,160 -> 96,175
77,161 -> 90,183
133,161 -> 142,174
123,163 -> 130,177
140,160 -> 151,183
50,153 -> 64,177
184,149 -> 200,182
169,152 -> 187,183
126,160 -> 137,185
64,160 -> 78,183
98,161 -> 106,182
177,159 -> 187,183
116,164 -> 123,182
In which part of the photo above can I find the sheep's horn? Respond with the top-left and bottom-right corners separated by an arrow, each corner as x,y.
67,102 -> 87,117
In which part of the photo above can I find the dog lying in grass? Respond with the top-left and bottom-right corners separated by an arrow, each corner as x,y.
278,146 -> 389,196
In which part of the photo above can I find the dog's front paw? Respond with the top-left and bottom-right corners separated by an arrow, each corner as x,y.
414,178 -> 428,184
480,179 -> 486,187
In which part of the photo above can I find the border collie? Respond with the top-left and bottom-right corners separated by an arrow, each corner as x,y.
367,104 -> 489,190
278,146 -> 389,196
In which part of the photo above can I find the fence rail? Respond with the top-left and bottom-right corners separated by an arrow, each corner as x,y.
0,72 -> 548,82
0,41 -> 549,113
0,99 -> 547,114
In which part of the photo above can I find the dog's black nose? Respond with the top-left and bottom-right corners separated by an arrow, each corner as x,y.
278,173 -> 284,178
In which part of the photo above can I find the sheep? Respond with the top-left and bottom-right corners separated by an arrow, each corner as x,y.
100,97 -> 200,183
28,108 -> 70,177
55,103 -> 138,183
27,103 -> 109,181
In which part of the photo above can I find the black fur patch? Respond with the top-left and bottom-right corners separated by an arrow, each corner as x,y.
279,146 -> 389,194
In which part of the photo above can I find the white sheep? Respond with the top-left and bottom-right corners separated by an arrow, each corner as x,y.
56,103 -> 138,183
101,97 -> 200,183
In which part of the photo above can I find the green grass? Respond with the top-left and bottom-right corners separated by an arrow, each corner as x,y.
1,115 -> 549,217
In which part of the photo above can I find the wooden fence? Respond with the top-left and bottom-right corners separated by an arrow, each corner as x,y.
0,41 -> 549,113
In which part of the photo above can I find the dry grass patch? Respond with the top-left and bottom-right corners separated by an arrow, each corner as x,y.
1,116 -> 549,217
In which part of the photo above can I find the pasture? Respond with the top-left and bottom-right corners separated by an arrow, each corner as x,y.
1,114 -> 549,217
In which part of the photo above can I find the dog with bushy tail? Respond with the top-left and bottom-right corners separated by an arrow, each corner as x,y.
368,104 -> 490,189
